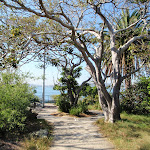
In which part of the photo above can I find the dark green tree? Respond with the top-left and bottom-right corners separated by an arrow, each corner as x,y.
120,77 -> 150,114
54,63 -> 91,106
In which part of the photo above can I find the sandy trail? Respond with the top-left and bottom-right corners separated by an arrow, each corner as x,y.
37,103 -> 115,150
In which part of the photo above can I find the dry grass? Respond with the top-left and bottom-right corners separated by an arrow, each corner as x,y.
20,136 -> 53,150
19,119 -> 53,150
96,113 -> 150,150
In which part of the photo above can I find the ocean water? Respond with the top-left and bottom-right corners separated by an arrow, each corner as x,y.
32,85 -> 60,102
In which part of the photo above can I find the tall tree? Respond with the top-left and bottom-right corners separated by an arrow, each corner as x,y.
115,9 -> 149,88
0,0 -> 149,122
50,50 -> 91,106
104,9 -> 150,89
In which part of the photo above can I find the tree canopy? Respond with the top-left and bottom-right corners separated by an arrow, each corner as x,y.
0,0 -> 149,122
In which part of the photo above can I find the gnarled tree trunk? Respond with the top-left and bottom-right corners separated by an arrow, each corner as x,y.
95,80 -> 121,123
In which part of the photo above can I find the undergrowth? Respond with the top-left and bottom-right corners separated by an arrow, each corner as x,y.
0,114 -> 53,150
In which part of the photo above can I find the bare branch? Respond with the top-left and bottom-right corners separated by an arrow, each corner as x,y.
76,76 -> 92,94
0,0 -> 74,30
118,35 -> 150,55
76,10 -> 85,28
98,24 -> 105,60
39,0 -> 49,16
114,17 -> 143,34
0,0 -> 45,16
21,35 -> 32,50
75,28 -> 101,41
91,5 -> 114,34
142,18 -> 149,34
59,3 -> 73,26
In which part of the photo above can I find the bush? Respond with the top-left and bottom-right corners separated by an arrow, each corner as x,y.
78,100 -> 88,113
0,72 -> 37,132
69,101 -> 88,116
83,95 -> 101,110
69,107 -> 82,116
52,95 -> 62,106
54,95 -> 71,113
53,94 -> 88,115
120,77 -> 150,115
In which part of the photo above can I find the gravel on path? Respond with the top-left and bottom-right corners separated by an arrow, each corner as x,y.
37,103 -> 115,150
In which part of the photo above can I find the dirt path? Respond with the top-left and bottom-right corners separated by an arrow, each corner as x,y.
37,103 -> 115,150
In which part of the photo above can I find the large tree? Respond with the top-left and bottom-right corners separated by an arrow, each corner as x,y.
0,0 -> 149,122
104,9 -> 150,89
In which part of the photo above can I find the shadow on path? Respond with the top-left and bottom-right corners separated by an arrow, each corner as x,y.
37,103 -> 115,150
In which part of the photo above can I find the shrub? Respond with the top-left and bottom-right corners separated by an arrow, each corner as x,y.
53,94 -> 88,115
78,100 -> 88,113
69,107 -> 82,116
83,95 -> 101,110
51,95 -> 60,104
54,95 -> 71,113
0,72 -> 37,132
120,77 -> 150,115
69,101 -> 88,116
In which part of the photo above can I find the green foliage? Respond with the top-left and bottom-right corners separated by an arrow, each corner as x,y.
53,94 -> 88,116
78,100 -> 88,113
53,66 -> 88,108
80,85 -> 98,98
69,101 -> 88,116
69,107 -> 82,116
54,95 -> 71,113
53,67 -> 81,95
120,77 -> 150,115
85,95 -> 102,110
0,72 -> 37,132
81,85 -> 101,110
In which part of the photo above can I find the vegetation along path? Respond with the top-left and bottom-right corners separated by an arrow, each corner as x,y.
37,103 -> 114,150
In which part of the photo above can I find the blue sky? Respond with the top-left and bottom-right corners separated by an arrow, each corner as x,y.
20,60 -> 91,86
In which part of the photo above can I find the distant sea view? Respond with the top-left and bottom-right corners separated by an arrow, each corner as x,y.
31,85 -> 60,102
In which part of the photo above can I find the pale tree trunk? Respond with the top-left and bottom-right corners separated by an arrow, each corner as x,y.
110,85 -> 121,122
110,38 -> 121,122
95,82 -> 121,123
93,35 -> 121,123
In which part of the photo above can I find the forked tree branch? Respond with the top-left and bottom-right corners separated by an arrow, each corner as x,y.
118,35 -> 150,56
114,17 -> 143,34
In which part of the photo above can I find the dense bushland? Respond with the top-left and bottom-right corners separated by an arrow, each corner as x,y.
0,72 -> 38,133
120,77 -> 150,115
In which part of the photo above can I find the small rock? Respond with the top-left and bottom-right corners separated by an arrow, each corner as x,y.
31,129 -> 48,138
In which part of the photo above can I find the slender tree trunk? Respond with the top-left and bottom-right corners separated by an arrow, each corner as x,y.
110,52 -> 121,122
124,50 -> 132,89
67,81 -> 75,106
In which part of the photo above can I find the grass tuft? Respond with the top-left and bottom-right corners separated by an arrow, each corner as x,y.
21,136 -> 53,150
